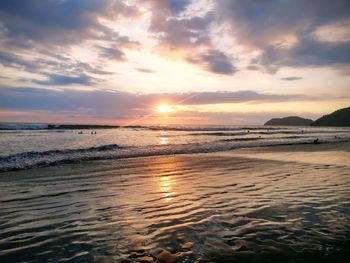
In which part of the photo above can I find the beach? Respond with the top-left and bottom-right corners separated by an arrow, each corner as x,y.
1,0 -> 350,261
1,141 -> 350,262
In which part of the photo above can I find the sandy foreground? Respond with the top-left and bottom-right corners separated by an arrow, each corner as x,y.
0,142 -> 350,262
223,141 -> 350,166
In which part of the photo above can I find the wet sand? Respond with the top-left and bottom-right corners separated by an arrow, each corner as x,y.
0,142 -> 350,262
227,141 -> 350,166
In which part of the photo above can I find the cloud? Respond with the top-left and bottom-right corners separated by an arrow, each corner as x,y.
0,0 -> 349,95
0,86 -> 310,115
144,0 -> 349,74
0,0 -> 140,87
188,49 -> 236,75
144,0 -> 192,16
32,74 -> 93,86
165,90 -> 307,105
136,68 -> 156,73
145,1 -> 216,62
144,1 -> 238,75
151,11 -> 214,49
0,51 -> 39,72
0,0 -> 139,46
216,0 -> 350,47
280,77 -> 303,81
215,0 -> 350,71
0,50 -> 111,85
98,46 -> 125,61
168,0 -> 190,13
259,35 -> 350,71
0,86 -> 326,124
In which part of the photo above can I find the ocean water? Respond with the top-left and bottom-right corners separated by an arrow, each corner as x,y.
1,124 -> 350,262
0,124 -> 350,171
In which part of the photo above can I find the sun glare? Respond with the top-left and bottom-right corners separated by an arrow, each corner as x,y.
157,104 -> 173,113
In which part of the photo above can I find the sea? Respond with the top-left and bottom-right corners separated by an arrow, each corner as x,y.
0,123 -> 350,262
0,123 -> 350,172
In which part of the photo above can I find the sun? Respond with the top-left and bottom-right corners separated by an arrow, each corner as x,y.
156,104 -> 173,113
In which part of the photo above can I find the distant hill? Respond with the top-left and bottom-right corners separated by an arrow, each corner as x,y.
312,107 -> 350,126
264,116 -> 313,126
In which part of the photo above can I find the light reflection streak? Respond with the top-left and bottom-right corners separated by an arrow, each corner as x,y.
158,175 -> 176,202
159,131 -> 169,145
150,157 -> 182,203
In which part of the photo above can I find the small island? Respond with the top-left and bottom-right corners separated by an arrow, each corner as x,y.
264,116 -> 314,126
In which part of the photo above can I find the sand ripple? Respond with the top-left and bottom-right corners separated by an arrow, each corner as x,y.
1,151 -> 350,262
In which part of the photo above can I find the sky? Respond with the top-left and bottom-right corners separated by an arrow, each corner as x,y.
0,0 -> 350,125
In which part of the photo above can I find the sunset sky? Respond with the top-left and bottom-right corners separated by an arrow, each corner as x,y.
0,0 -> 350,125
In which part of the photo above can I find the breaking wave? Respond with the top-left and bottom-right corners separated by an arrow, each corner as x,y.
0,137 -> 348,172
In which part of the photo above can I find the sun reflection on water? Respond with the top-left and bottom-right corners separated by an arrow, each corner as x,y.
159,175 -> 176,202
159,131 -> 169,145
138,156 -> 188,205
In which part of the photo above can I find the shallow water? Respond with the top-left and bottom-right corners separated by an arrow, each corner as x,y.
1,146 -> 350,262
1,125 -> 350,171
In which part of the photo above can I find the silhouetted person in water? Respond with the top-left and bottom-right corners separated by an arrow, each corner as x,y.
314,138 -> 319,144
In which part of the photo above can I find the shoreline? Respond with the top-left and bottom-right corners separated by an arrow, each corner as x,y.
1,140 -> 349,174
1,138 -> 349,262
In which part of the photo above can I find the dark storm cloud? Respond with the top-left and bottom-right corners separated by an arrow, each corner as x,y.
188,50 -> 236,75
280,77 -> 303,81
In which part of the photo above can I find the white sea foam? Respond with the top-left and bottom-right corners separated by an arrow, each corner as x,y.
0,135 -> 348,172
0,123 -> 49,130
